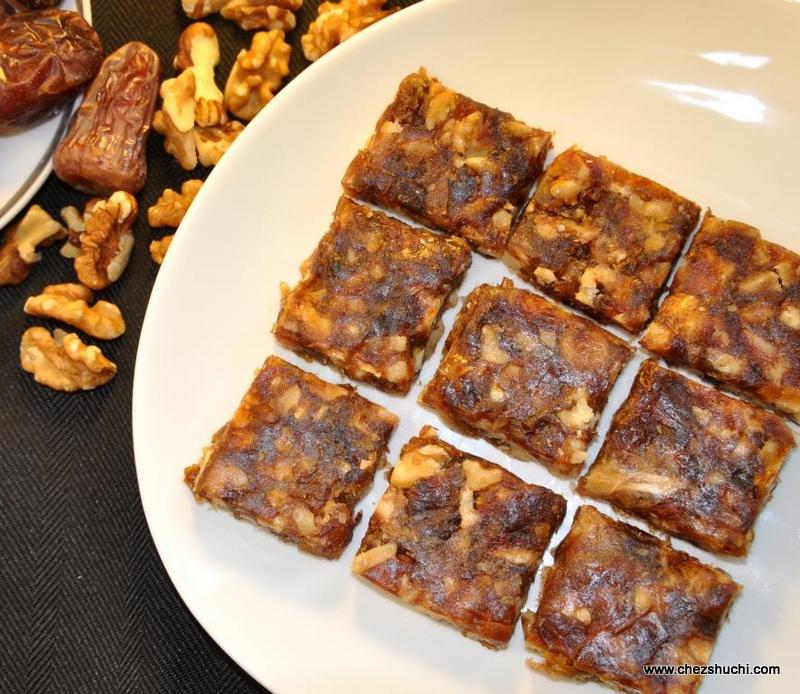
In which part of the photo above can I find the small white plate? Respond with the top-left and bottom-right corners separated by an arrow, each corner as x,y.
0,0 -> 92,230
133,1 -> 800,692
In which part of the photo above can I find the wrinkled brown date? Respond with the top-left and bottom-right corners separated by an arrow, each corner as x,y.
53,41 -> 161,195
0,10 -> 102,128
1,1 -> 61,18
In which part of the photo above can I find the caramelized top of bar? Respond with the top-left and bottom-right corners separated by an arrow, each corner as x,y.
523,506 -> 740,694
420,280 -> 631,475
508,148 -> 701,332
274,197 -> 471,393
642,213 -> 800,421
187,356 -> 397,558
353,426 -> 566,647
343,68 -> 552,257
578,360 -> 794,556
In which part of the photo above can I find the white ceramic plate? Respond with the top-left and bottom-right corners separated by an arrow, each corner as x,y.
0,0 -> 92,230
133,1 -> 800,692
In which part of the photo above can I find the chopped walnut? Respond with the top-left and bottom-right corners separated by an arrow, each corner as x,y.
24,284 -> 125,340
0,205 -> 65,286
174,23 -> 226,128
148,180 -> 203,228
20,327 -> 117,392
74,192 -> 138,291
150,235 -> 174,265
224,30 -> 291,121
221,0 -> 302,31
301,0 -> 395,62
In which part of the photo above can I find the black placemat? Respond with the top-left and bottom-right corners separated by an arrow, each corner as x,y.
0,1 -> 418,691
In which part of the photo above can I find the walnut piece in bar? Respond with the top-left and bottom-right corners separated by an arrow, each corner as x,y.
353,426 -> 566,648
578,360 -> 794,556
342,69 -> 553,257
274,197 -> 472,394
642,213 -> 800,421
419,280 -> 631,475
522,506 -> 740,694
185,356 -> 398,559
507,148 -> 701,333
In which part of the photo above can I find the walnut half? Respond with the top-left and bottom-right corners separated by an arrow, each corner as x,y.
221,0 -> 302,31
20,327 -> 117,392
75,192 -> 138,291
24,284 -> 125,340
148,180 -> 203,228
301,0 -> 395,62
150,235 -> 174,265
224,30 -> 291,121
0,205 -> 65,286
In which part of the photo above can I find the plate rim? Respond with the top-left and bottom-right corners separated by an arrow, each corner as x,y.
0,0 -> 93,230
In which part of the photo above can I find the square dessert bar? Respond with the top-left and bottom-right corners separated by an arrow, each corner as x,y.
274,197 -> 471,394
642,213 -> 800,420
352,426 -> 566,648
342,68 -> 553,257
419,279 -> 632,475
578,360 -> 794,556
184,356 -> 398,559
507,147 -> 701,333
523,506 -> 740,694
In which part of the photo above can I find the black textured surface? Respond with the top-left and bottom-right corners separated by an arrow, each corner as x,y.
0,1 -> 418,692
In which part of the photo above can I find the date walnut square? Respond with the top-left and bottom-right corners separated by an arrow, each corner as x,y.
578,360 -> 794,556
343,68 -> 552,257
274,197 -> 471,394
185,356 -> 398,559
353,426 -> 566,648
507,147 -> 701,333
420,279 -> 631,475
523,506 -> 740,694
642,213 -> 800,421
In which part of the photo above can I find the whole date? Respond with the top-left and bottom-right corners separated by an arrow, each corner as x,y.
0,9 -> 103,128
54,41 -> 161,195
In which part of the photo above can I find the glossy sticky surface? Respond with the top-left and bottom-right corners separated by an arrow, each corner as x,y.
579,360 -> 794,556
275,197 -> 471,393
354,426 -> 565,648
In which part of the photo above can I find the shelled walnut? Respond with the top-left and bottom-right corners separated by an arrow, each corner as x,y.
147,180 -> 203,265
225,30 -> 290,121
182,0 -> 302,31
148,180 -> 203,228
20,327 -> 117,392
0,205 -> 65,286
153,26 -> 244,170
24,283 -> 125,340
149,236 -> 174,265
221,0 -> 302,30
74,191 -> 138,291
302,0 -> 394,62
